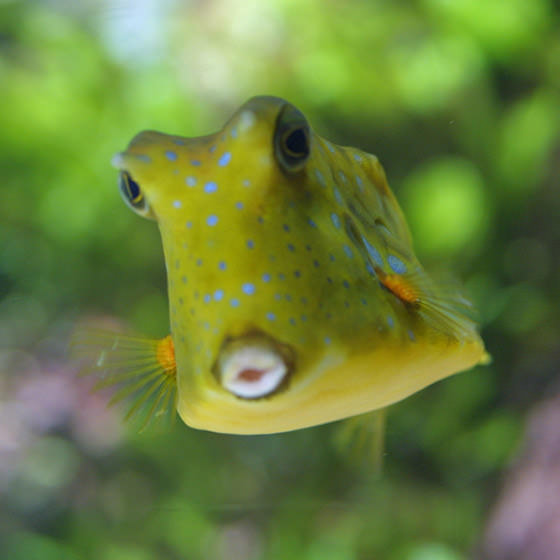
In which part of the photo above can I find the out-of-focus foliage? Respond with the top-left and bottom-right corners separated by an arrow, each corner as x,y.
1,0 -> 559,559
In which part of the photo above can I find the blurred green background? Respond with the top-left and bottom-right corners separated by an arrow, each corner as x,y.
1,0 -> 559,559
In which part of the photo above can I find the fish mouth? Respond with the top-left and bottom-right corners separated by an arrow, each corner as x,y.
213,331 -> 295,400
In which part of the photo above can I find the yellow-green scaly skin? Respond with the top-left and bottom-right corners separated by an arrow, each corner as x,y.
113,96 -> 487,434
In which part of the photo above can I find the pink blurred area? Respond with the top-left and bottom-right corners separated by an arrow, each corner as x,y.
481,394 -> 560,560
0,347 -> 123,495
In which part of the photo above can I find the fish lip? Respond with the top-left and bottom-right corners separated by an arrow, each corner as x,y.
212,330 -> 296,400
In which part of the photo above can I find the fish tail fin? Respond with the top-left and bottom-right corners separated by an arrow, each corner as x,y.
70,327 -> 178,430
333,409 -> 386,475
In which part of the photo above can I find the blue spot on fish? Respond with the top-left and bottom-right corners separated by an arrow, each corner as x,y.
230,298 -> 240,307
362,235 -> 384,267
266,312 -> 276,321
204,181 -> 218,193
191,159 -> 201,166
186,176 -> 196,186
207,215 -> 218,226
218,152 -> 232,166
165,150 -> 178,161
218,261 -> 227,270
388,254 -> 407,274
214,289 -> 224,301
333,186 -> 344,205
262,273 -> 271,282
331,213 -> 341,228
315,169 -> 326,186
242,283 -> 256,295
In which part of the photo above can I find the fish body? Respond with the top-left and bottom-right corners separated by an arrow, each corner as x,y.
92,96 -> 487,434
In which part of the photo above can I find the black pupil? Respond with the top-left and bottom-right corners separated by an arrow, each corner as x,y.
122,172 -> 142,205
127,176 -> 140,200
285,128 -> 308,157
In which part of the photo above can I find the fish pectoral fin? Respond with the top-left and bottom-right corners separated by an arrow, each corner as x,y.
391,267 -> 482,343
333,409 -> 387,475
70,327 -> 177,431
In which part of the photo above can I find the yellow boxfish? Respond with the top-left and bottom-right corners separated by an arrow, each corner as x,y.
76,96 -> 488,435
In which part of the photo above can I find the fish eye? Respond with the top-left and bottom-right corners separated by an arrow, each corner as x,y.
274,104 -> 311,173
118,171 -> 151,217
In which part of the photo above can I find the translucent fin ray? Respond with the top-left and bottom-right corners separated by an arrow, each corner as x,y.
70,328 -> 177,429
398,268 -> 480,341
334,409 -> 386,474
